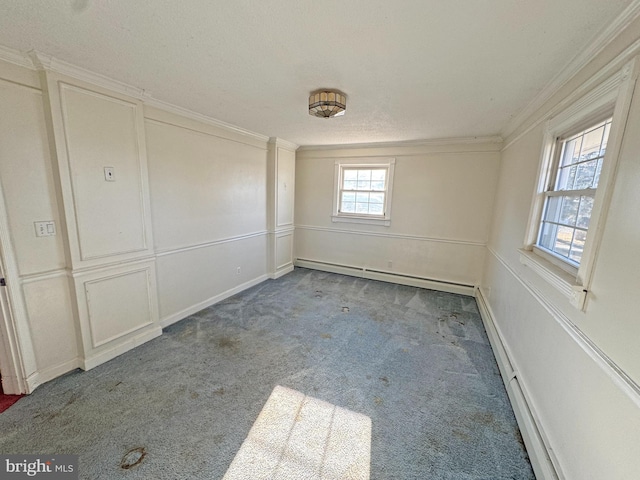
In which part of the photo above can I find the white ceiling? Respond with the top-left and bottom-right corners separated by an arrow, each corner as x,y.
0,1 -> 635,146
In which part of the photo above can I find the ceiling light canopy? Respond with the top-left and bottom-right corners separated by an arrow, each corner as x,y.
309,90 -> 346,118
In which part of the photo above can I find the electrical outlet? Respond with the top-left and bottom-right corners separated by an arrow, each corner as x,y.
104,166 -> 115,182
236,267 -> 241,275
387,260 -> 393,268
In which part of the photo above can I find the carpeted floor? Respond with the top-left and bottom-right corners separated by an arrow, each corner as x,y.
0,268 -> 534,479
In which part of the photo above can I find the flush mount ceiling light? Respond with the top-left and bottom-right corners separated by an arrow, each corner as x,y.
308,90 -> 346,118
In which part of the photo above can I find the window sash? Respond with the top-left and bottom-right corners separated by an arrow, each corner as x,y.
536,117 -> 612,268
338,167 -> 388,217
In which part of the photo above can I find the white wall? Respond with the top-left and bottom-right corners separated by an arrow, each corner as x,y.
0,54 -> 291,392
144,107 -> 271,325
481,17 -> 640,480
295,142 -> 501,290
0,61 -> 77,390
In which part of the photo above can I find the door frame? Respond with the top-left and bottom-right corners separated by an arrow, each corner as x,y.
0,178 -> 34,394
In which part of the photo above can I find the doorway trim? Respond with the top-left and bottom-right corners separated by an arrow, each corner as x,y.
0,179 -> 36,394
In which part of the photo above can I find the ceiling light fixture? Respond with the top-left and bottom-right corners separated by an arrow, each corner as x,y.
308,90 -> 346,118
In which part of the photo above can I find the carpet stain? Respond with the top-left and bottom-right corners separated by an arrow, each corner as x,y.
190,391 -> 199,399
374,396 -> 384,406
120,447 -> 146,470
217,337 -> 239,349
107,381 -> 123,392
213,387 -> 225,396
320,333 -> 332,339
453,428 -> 471,442
379,376 -> 390,386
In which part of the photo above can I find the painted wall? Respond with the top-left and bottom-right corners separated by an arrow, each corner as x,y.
0,61 -> 77,388
482,18 -> 640,480
0,56 -> 290,392
295,143 -> 501,288
144,107 -> 271,325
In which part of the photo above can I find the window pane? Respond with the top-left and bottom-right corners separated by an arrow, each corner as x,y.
593,158 -> 604,188
341,192 -> 356,203
343,170 -> 357,181
573,160 -> 598,189
369,203 -> 384,215
355,202 -> 369,214
556,165 -> 578,191
371,180 -> 385,191
343,180 -> 357,190
371,169 -> 386,181
576,196 -> 593,228
355,192 -> 370,203
543,197 -> 562,223
539,222 -> 557,250
559,196 -> 580,226
580,125 -> 605,161
553,226 -> 574,258
341,202 -> 355,213
561,137 -> 582,166
357,170 -> 372,190
569,229 -> 587,263
370,192 -> 384,204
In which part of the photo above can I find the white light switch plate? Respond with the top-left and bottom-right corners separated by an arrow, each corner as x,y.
34,221 -> 56,237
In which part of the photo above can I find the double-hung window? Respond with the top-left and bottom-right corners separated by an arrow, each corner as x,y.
332,158 -> 395,226
521,58 -> 638,310
536,118 -> 612,268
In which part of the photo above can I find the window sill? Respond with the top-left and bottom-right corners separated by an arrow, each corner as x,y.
518,249 -> 587,309
331,215 -> 391,227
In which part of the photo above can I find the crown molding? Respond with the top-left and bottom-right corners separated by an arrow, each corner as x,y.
502,0 -> 640,139
28,50 -> 148,99
268,137 -> 299,151
145,97 -> 270,143
0,45 -> 34,69
4,47 -> 269,144
297,135 -> 503,152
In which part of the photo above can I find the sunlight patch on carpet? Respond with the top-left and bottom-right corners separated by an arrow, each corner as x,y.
223,385 -> 371,480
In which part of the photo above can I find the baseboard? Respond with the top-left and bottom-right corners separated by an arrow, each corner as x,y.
1,373 -> 23,395
270,264 -> 294,280
159,274 -> 270,329
294,259 -> 475,297
81,325 -> 163,371
25,357 -> 82,394
475,287 -> 560,480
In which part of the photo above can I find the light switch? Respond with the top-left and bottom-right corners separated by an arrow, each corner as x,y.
104,167 -> 115,182
34,221 -> 56,237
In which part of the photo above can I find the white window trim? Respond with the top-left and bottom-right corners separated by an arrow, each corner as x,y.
332,158 -> 395,226
522,57 -> 639,310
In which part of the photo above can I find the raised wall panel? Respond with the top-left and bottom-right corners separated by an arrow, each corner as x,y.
74,261 -> 160,368
60,84 -> 148,260
276,147 -> 296,227
276,233 -> 293,271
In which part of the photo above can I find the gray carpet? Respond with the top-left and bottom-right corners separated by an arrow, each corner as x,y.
0,268 -> 534,479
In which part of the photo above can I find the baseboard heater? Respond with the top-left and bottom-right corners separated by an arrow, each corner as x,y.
294,258 -> 475,297
475,288 -> 560,480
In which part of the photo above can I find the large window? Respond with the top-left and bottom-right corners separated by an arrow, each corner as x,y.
536,118 -> 612,268
332,159 -> 395,226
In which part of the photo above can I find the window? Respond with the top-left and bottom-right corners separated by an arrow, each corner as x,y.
521,59 -> 637,310
332,159 -> 395,226
536,118 -> 612,269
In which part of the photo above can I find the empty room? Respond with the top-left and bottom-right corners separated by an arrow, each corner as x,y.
0,1 -> 639,479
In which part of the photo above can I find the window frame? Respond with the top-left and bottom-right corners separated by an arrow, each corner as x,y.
533,116 -> 613,276
332,158 -> 395,226
521,60 -> 637,310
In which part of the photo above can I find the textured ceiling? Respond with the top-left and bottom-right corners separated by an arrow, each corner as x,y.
0,0 -> 635,146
